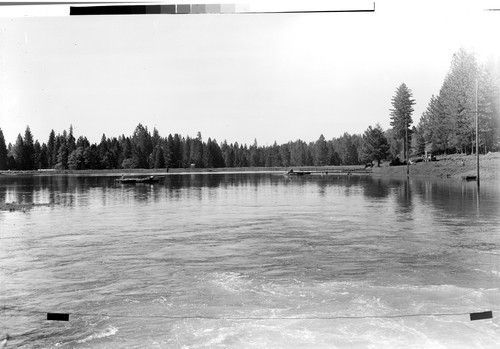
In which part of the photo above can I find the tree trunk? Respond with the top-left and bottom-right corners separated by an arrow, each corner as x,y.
403,137 -> 406,162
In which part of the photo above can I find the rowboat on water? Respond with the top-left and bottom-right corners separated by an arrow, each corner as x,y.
116,175 -> 160,184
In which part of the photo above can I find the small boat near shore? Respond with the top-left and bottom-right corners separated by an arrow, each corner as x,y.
116,175 -> 160,184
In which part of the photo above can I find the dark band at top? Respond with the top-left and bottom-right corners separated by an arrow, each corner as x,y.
69,3 -> 375,16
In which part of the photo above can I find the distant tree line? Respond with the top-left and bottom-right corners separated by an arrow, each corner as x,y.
0,124 -> 370,170
0,48 -> 498,172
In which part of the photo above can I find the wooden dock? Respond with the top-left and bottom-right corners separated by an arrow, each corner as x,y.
285,167 -> 372,176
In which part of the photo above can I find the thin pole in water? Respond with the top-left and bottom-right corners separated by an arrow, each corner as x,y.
406,117 -> 409,176
476,78 -> 480,187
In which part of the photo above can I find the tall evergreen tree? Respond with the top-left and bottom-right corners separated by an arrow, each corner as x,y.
289,141 -> 303,166
22,126 -> 35,170
279,143 -> 291,167
190,133 -> 204,167
389,83 -> 415,162
13,134 -> 24,170
68,147 -> 85,170
0,128 -> 7,170
477,59 -> 500,152
419,94 -> 449,154
221,140 -> 234,168
268,141 -> 281,167
314,134 -> 329,166
40,143 -> 49,169
359,124 -> 389,166
6,142 -> 17,170
67,125 -> 76,154
33,140 -> 42,169
76,135 -> 90,149
182,136 -> 191,167
83,144 -> 100,169
328,142 -> 341,166
153,144 -> 165,168
410,125 -> 426,157
439,48 -> 481,153
131,124 -> 153,168
56,142 -> 69,170
47,130 -> 56,168
166,133 -> 182,168
334,133 -> 359,165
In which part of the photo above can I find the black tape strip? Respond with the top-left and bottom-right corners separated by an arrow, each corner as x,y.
71,5 -> 149,15
470,311 -> 493,321
47,313 -> 69,321
70,3 -> 376,16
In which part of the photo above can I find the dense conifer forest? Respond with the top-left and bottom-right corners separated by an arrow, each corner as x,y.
1,49 -> 498,171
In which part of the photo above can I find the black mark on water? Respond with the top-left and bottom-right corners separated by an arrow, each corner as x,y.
47,313 -> 69,321
470,311 -> 493,321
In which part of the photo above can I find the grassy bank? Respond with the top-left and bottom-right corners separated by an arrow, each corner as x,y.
373,152 -> 500,181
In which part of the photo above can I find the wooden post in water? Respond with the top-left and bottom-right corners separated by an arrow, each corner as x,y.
476,78 -> 480,187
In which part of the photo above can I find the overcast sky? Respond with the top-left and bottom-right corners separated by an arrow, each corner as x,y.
0,0 -> 498,146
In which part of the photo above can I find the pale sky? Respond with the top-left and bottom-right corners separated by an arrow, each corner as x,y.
0,0 -> 499,146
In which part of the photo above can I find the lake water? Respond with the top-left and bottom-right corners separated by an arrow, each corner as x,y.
1,173 -> 499,348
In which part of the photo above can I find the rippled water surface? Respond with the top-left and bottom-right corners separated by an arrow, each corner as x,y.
1,173 -> 499,348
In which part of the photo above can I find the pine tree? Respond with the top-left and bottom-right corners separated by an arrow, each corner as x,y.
419,94 -> 449,154
439,48 -> 478,153
279,143 -> 291,167
289,141 -> 303,166
314,134 -> 329,166
23,126 -> 35,170
40,143 -> 49,169
389,83 -> 415,162
154,144 -> 165,168
56,142 -> 69,170
47,130 -> 56,168
0,128 -> 7,170
131,124 -> 152,168
13,134 -> 24,170
477,60 -> 500,152
182,136 -> 191,168
68,147 -> 85,170
249,139 -> 261,167
68,125 -> 76,154
221,140 -> 234,168
360,124 -> 389,166
268,141 -> 281,167
333,133 -> 359,165
190,133 -> 204,167
33,140 -> 42,169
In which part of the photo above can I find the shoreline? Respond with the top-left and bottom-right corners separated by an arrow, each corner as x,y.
1,153 -> 498,181
1,153 -> 498,211
373,152 -> 499,181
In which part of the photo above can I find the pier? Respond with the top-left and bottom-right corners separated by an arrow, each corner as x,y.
285,167 -> 373,176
